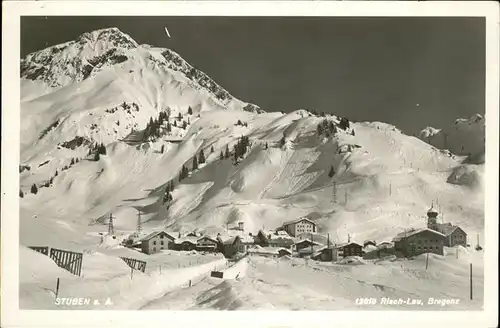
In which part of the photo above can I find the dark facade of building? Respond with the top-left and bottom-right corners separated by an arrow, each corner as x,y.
294,239 -> 321,252
437,223 -> 467,247
196,236 -> 218,252
336,242 -> 363,258
393,228 -> 446,257
219,236 -> 242,258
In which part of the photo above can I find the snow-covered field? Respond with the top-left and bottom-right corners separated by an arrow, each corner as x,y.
142,249 -> 483,311
17,27 -> 485,310
20,246 -> 228,310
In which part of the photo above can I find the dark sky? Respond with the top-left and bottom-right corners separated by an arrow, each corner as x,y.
21,16 -> 485,134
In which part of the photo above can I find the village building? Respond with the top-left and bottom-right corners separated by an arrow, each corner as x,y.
363,240 -> 376,248
217,235 -> 243,258
293,238 -> 322,253
239,234 -> 255,252
298,245 -> 325,258
392,228 -> 446,257
426,207 -> 468,248
196,236 -> 218,252
376,241 -> 394,249
438,224 -> 467,247
335,242 -> 363,258
174,236 -> 198,251
254,230 -> 294,248
278,248 -> 292,258
140,231 -> 176,254
281,217 -> 317,237
248,246 -> 279,258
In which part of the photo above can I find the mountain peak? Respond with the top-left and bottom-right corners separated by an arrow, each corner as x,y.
77,27 -> 138,50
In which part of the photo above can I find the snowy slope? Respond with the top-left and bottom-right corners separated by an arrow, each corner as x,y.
418,114 -> 485,164
19,28 -> 484,310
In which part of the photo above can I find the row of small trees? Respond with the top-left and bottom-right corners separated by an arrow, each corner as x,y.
233,136 -> 250,160
236,120 -> 248,127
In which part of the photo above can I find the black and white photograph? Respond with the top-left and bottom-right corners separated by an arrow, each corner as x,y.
1,1 -> 499,327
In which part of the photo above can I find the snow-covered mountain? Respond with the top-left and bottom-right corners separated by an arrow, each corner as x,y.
20,27 -> 483,255
418,113 -> 485,164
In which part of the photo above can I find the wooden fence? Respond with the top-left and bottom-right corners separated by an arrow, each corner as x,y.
28,246 -> 49,256
120,257 -> 147,273
49,248 -> 83,276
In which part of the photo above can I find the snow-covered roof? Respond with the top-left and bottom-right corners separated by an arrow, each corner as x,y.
174,236 -> 199,245
335,242 -> 363,248
140,230 -> 175,242
392,228 -> 446,242
293,238 -> 322,246
298,245 -> 326,254
217,230 -> 253,243
248,247 -> 278,255
282,217 -> 315,227
276,230 -> 291,238
197,235 -> 218,243
437,223 -> 462,236
376,241 -> 394,249
220,235 -> 241,245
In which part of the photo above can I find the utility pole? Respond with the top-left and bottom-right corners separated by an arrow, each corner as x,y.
345,190 -> 348,204
470,263 -> 473,300
108,213 -> 115,235
389,183 -> 392,196
311,232 -> 314,256
136,210 -> 142,233
333,181 -> 337,203
425,251 -> 429,270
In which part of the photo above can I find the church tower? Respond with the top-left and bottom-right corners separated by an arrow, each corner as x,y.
427,203 -> 439,231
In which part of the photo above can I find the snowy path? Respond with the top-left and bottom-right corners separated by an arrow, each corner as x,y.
140,253 -> 483,311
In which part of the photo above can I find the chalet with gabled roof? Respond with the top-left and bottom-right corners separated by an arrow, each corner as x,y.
217,235 -> 243,258
282,217 -> 317,237
436,223 -> 467,247
393,228 -> 446,257
335,242 -> 363,258
174,236 -> 198,251
293,238 -> 322,252
140,231 -> 176,254
196,235 -> 218,252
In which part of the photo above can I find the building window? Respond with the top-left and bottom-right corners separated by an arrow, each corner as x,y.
161,241 -> 164,245
160,235 -> 164,239
153,247 -> 156,252
153,241 -> 156,245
